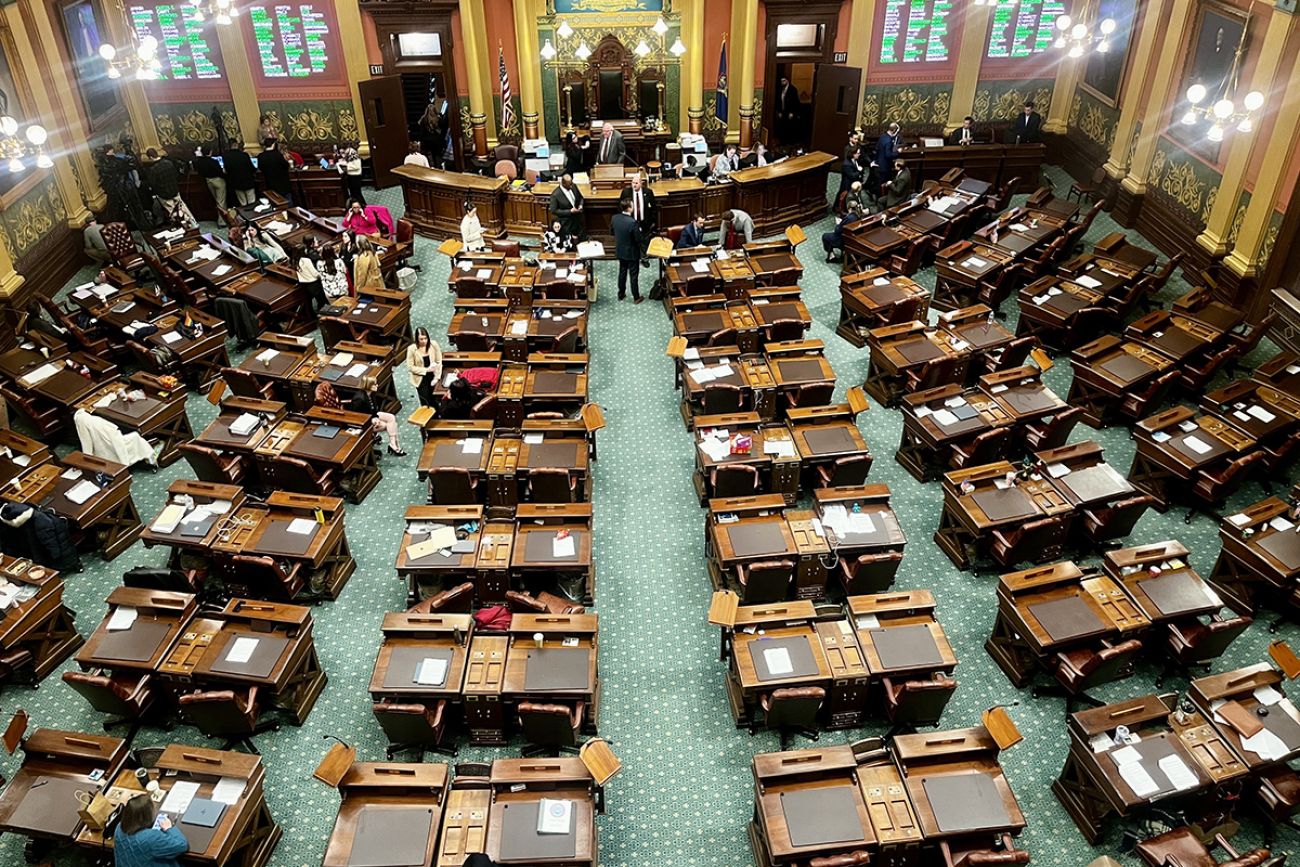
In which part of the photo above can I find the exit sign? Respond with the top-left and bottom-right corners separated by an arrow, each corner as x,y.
833,52 -> 848,63
369,64 -> 384,75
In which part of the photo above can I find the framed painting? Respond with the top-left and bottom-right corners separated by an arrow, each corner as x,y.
55,0 -> 120,130
1080,0 -> 1138,105
1166,0 -> 1251,157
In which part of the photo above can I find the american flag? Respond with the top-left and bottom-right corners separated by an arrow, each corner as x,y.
498,45 -> 516,133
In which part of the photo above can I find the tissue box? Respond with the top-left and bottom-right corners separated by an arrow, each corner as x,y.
731,434 -> 753,455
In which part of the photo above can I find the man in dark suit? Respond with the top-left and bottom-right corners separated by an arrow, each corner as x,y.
875,123 -> 901,182
222,141 -> 258,206
1011,101 -> 1043,143
596,122 -> 626,165
612,201 -> 644,303
619,173 -> 656,263
548,174 -> 585,239
884,160 -> 912,208
676,214 -> 706,249
949,116 -> 978,146
258,138 -> 293,201
775,77 -> 801,145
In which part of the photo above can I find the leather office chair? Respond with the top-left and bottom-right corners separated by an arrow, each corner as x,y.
982,336 -> 1037,376
1148,252 -> 1184,296
317,317 -> 353,350
1118,369 -> 1180,422
683,273 -> 715,297
518,701 -> 584,757
764,319 -> 805,344
1069,167 -> 1107,202
102,222 -> 147,273
123,566 -> 202,594
493,144 -> 522,172
373,700 -> 454,758
178,686 -> 279,753
1180,345 -> 1237,394
395,219 -> 418,271
882,295 -> 924,328
707,328 -> 738,348
786,382 -> 835,409
452,331 -> 492,352
221,366 -> 276,401
882,674 -> 957,734
528,467 -> 578,503
837,551 -> 903,595
941,834 -> 1031,867
179,442 -> 246,486
1224,312 -> 1277,375
1136,828 -> 1277,867
453,278 -> 493,299
1160,613 -> 1253,684
490,239 -> 521,258
0,648 -> 34,686
816,454 -> 872,488
736,559 -> 795,604
888,239 -> 929,277
36,296 -> 114,358
1255,766 -> 1300,847
949,429 -> 1010,470
551,326 -> 581,355
1038,638 -> 1143,712
755,687 -> 825,749
1106,279 -> 1151,320
494,159 -> 518,180
1,384 -> 61,438
62,671 -> 156,734
702,383 -> 746,414
506,590 -> 586,615
1067,307 -> 1119,349
989,515 -> 1068,568
269,456 -> 335,497
710,464 -> 760,499
1023,406 -> 1083,452
409,581 -> 475,614
977,264 -> 1026,316
227,553 -> 307,602
1191,451 -> 1266,516
127,339 -> 178,377
809,852 -> 870,867
1260,432 -> 1300,480
1080,494 -> 1156,546
903,356 -> 961,398
428,466 -> 480,506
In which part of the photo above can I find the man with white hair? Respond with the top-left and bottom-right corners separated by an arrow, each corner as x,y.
596,122 -> 626,165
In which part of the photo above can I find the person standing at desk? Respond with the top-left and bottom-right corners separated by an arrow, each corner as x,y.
406,327 -> 444,407
461,202 -> 485,252
950,116 -> 978,145
113,793 -> 188,867
222,141 -> 258,206
612,200 -> 644,304
619,173 -> 657,258
875,123 -> 902,189
258,139 -> 293,203
720,209 -> 754,246
562,131 -> 587,176
596,122 -> 626,165
677,214 -> 707,249
193,146 -> 227,223
884,160 -> 912,207
296,236 -> 325,312
549,174 -> 585,239
144,148 -> 195,227
338,147 -> 365,205
838,144 -> 865,202
1011,101 -> 1043,143
352,236 -> 385,291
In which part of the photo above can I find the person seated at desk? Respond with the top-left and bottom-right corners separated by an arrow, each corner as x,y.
712,144 -> 741,181
461,202 -> 485,252
159,197 -> 198,232
403,140 -> 430,168
439,376 -> 487,420
316,380 -> 404,457
113,792 -> 189,867
1011,101 -> 1043,143
549,174 -> 585,240
677,214 -> 707,249
884,159 -> 912,208
741,142 -> 772,168
406,327 -> 444,407
822,201 -> 865,263
720,209 -> 754,247
244,222 -> 288,266
950,115 -> 979,146
543,220 -> 575,253
596,122 -> 626,165
352,236 -> 385,291
343,199 -> 384,236
319,246 -> 349,299
849,180 -> 876,213
876,123 -> 902,180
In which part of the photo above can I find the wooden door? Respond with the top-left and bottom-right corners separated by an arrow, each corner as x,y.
359,76 -> 410,189
810,64 -> 861,156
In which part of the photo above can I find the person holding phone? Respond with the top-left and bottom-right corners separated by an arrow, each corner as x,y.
114,793 -> 188,867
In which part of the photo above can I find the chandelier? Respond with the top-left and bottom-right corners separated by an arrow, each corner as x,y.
540,16 -> 684,67
99,36 -> 162,81
1181,85 -> 1265,140
0,117 -> 52,173
1053,14 -> 1116,57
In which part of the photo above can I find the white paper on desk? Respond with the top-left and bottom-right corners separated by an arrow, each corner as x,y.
227,636 -> 259,664
576,241 -> 604,259
416,656 -> 449,686
1182,435 -> 1213,455
475,269 -> 491,280
255,348 -> 279,363
209,500 -> 232,515
762,439 -> 789,455
509,319 -> 528,335
763,646 -> 794,676
683,347 -> 700,361
691,259 -> 709,273
1112,744 -> 1142,765
1159,754 -> 1198,791
524,433 -> 544,444
12,455 -> 29,467
963,256 -> 988,269
1234,410 -> 1252,423
822,505 -> 849,537
711,364 -> 734,380
72,288 -> 92,300
107,605 -> 138,631
460,438 -> 484,454
1075,275 -> 1103,289
848,512 -> 877,535
1228,513 -> 1251,526
66,480 -> 100,505
287,517 -> 317,535
459,260 -> 473,272
1242,727 -> 1290,761
914,406 -> 933,418
266,221 -> 292,237
424,525 -> 456,551
1177,420 -> 1197,433
931,409 -> 959,427
697,437 -> 730,462
563,309 -> 582,318
343,363 -> 368,380
1271,517 -> 1296,532
20,363 -> 60,386
443,372 -> 458,387
1046,462 -> 1071,478
1249,405 -> 1277,423
944,396 -> 966,408
689,367 -> 716,384
1255,685 -> 1284,706
160,331 -> 183,345
93,394 -> 116,413
1287,364 -> 1300,375
871,277 -> 891,287
161,780 -> 200,815
1045,287 -> 1063,297
1151,430 -> 1172,443
1009,223 -> 1029,232
1089,732 -> 1115,753
553,534 -> 576,558
229,413 -> 260,437
211,777 -> 246,806
537,798 -> 573,835
331,352 -> 354,367
152,503 -> 186,533
989,384 -> 1009,394
212,264 -> 232,277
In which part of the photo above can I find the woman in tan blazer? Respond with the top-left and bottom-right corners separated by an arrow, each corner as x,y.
352,235 -> 385,291
406,327 -> 444,406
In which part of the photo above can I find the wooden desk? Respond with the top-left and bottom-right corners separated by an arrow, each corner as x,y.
729,152 -> 837,237
324,290 -> 413,350
0,553 -> 83,680
691,414 -> 800,505
1201,380 -> 1300,447
731,623 -> 832,722
1103,541 -> 1225,626
483,758 -> 596,867
0,729 -> 128,849
814,487 -> 907,588
217,268 -> 312,335
395,505 -> 485,602
934,461 -> 1072,570
394,166 -> 507,239
1092,231 -> 1160,272
837,269 -> 931,347
194,398 -> 286,470
932,240 -> 1014,312
1035,441 -> 1137,511
1126,310 -> 1224,365
142,480 -> 246,565
287,341 -> 399,415
323,762 -> 445,867
1068,335 -> 1175,428
235,337 -> 315,402
1211,497 -> 1300,613
0,429 -> 52,488
76,587 -> 196,676
788,409 -> 872,487
257,407 -> 382,504
1253,350 -> 1300,399
1129,406 -> 1257,509
865,322 -> 970,407
370,612 -> 473,703
1190,664 -> 1300,771
849,590 -> 956,682
3,451 -> 143,561
143,308 -> 230,388
896,384 -> 1004,483
502,613 -> 599,731
749,746 -> 878,865
509,504 -> 594,605
78,373 -> 194,467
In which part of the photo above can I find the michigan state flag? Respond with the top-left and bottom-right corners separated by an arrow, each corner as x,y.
715,37 -> 728,127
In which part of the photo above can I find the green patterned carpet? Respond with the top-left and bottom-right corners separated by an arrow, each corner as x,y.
1,166 -> 1295,866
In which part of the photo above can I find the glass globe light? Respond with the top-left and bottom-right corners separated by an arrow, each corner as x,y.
1096,40 -> 1110,52
98,43 -> 117,61
0,116 -> 17,137
540,39 -> 556,60
1068,43 -> 1084,58
670,37 -> 686,56
556,19 -> 573,39
1180,110 -> 1197,125
1054,36 -> 1066,48
24,125 -> 47,146
1236,117 -> 1253,133
36,153 -> 52,169
1100,18 -> 1116,34
1206,124 -> 1224,142
1213,98 -> 1234,119
653,16 -> 668,36
1056,14 -> 1072,30
7,158 -> 21,173
1244,91 -> 1265,111
1071,23 -> 1087,39
1186,84 -> 1207,104
575,41 -> 591,60
106,66 -> 122,79
634,40 -> 650,57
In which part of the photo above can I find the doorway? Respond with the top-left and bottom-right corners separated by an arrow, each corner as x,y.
772,63 -> 815,150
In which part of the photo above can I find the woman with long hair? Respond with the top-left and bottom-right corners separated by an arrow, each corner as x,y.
405,327 -> 444,407
113,793 -> 188,867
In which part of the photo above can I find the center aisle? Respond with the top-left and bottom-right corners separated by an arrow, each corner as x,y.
584,260 -> 758,864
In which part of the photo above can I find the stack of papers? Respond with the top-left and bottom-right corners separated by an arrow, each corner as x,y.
763,646 -> 793,675
553,534 -> 576,558
331,352 -> 354,367
161,780 -> 201,815
962,256 -> 988,269
1248,405 -> 1277,423
229,413 -> 261,436
697,437 -> 730,462
536,799 -> 573,835
415,656 -> 449,686
107,606 -> 138,631
1182,436 -> 1213,455
20,363 -> 61,387
152,503 -> 186,534
265,220 -> 293,236
690,259 -> 709,273
211,778 -> 246,806
762,439 -> 796,458
931,409 -> 959,427
66,480 -> 101,505
227,636 -> 260,664
344,363 -> 369,379
460,438 -> 483,454
510,320 -> 528,335
1076,275 -> 1102,289
286,518 -> 318,536
255,348 -> 279,363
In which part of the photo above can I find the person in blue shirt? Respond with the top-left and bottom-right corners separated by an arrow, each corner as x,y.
114,793 -> 188,867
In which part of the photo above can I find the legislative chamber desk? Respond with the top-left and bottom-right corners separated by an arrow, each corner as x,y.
1053,693 -> 1244,843
1211,497 -> 1300,613
1189,663 -> 1300,772
322,762 -> 446,867
1129,405 -> 1259,509
77,372 -> 194,467
864,321 -> 970,407
1201,380 -> 1300,450
479,758 -> 599,867
815,487 -> 907,585
369,612 -> 472,705
901,141 -> 1044,188
320,289 -> 414,350
1068,335 -> 1177,428
836,269 -> 931,347
1102,541 -> 1227,629
394,166 -> 508,239
691,413 -> 801,505
254,407 -> 383,504
77,587 -> 198,676
287,340 -> 400,414
934,460 -> 1073,570
706,494 -> 830,599
179,164 -> 347,221
77,745 -> 281,867
0,553 -> 83,680
0,429 -> 51,488
0,727 -> 129,852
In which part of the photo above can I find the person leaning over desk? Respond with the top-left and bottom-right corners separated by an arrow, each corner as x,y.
720,209 -> 754,246
114,793 -> 188,867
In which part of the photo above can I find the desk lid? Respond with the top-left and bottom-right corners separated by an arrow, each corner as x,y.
753,745 -> 857,782
159,744 -> 260,779
339,762 -> 448,794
